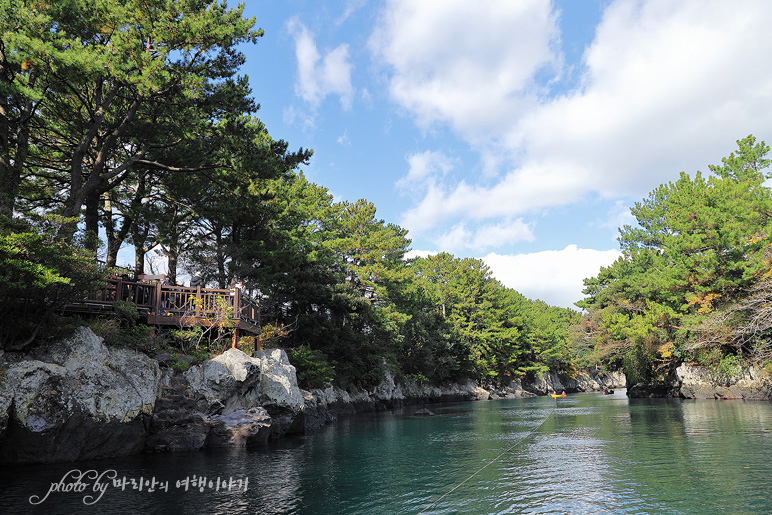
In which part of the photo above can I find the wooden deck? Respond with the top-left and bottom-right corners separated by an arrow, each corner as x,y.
65,278 -> 261,335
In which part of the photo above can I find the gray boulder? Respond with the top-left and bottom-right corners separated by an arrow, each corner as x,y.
677,364 -> 772,400
207,407 -> 272,447
0,327 -> 163,463
572,370 -> 626,391
183,348 -> 304,438
184,348 -> 261,414
524,371 -> 567,395
252,349 -> 305,413
184,348 -> 304,414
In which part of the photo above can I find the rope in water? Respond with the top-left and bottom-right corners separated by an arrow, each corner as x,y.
416,405 -> 557,514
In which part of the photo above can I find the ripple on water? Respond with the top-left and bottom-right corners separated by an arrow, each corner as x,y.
2,397 -> 772,514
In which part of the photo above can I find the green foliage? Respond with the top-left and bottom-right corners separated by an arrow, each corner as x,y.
402,253 -> 579,385
695,348 -> 744,378
578,135 -> 772,383
255,324 -> 290,350
113,300 -> 141,324
0,217 -> 106,347
91,299 -> 151,350
287,345 -> 336,389
1,0 -> 264,235
2,0 -> 586,388
172,360 -> 190,373
169,327 -> 203,348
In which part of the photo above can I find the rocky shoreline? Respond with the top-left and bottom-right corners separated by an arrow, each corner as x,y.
627,363 -> 772,400
0,326 -> 698,465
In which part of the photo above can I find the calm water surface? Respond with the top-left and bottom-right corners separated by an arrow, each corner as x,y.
2,390 -> 771,514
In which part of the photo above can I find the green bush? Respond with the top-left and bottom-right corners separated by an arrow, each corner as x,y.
714,354 -> 744,378
696,347 -> 744,378
0,217 -> 106,348
172,360 -> 190,372
287,345 -> 335,389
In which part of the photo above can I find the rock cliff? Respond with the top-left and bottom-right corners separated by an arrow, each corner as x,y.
0,329 -> 307,462
0,327 -> 163,463
0,327 -> 631,464
301,370 -> 487,431
676,364 -> 772,400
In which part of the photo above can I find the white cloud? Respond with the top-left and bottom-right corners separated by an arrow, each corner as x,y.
282,104 -> 317,131
396,150 -> 455,191
337,0 -> 366,26
506,0 -> 772,198
473,219 -> 535,247
404,249 -> 436,260
370,0 -> 560,140
483,245 -> 622,309
434,219 -> 535,251
402,160 -> 588,234
381,0 -> 772,239
337,130 -> 351,146
287,18 -> 354,110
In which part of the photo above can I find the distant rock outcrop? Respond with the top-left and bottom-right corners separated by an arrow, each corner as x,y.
518,370 -> 626,396
676,364 -> 772,400
625,363 -> 772,399
301,369 -> 483,430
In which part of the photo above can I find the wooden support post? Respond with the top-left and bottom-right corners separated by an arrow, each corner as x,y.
154,282 -> 162,315
232,287 -> 241,349
233,287 -> 241,321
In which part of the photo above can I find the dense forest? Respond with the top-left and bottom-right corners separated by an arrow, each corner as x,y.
578,134 -> 772,386
2,2 -> 770,390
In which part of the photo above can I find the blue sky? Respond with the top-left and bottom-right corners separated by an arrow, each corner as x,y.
226,0 -> 772,309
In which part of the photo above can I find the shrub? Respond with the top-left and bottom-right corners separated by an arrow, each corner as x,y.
0,217 -> 106,348
172,360 -> 190,373
287,345 -> 335,389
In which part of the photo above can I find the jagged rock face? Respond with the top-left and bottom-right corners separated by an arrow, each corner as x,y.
0,327 -> 163,463
303,371 -> 482,426
677,364 -> 772,400
571,370 -> 627,392
144,373 -> 277,453
252,349 -> 305,414
184,348 -> 304,418
145,374 -> 211,453
520,370 -> 626,395
207,408 -> 272,447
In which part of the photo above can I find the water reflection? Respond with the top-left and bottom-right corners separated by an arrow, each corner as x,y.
2,394 -> 772,514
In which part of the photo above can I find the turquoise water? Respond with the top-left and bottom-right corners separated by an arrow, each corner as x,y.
2,391 -> 772,514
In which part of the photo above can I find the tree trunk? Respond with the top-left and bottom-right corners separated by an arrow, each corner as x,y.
0,56 -> 35,219
84,190 -> 101,253
166,246 -> 178,284
215,228 -> 227,288
133,242 -> 145,277
0,112 -> 32,220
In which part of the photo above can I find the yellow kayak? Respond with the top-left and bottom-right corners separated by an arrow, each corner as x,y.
550,393 -> 566,398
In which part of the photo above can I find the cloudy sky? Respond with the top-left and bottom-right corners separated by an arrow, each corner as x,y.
237,0 -> 772,309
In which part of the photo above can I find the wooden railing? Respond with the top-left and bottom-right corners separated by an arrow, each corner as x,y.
68,279 -> 261,333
